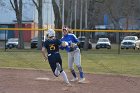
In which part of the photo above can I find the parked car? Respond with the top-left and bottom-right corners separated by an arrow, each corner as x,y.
6,38 -> 18,49
96,38 -> 111,49
78,36 -> 92,49
31,36 -> 45,48
121,36 -> 140,49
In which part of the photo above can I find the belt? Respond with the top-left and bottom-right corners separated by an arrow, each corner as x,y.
69,47 -> 79,52
48,52 -> 59,56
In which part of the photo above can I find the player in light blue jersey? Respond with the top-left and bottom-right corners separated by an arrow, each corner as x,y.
60,27 -> 86,83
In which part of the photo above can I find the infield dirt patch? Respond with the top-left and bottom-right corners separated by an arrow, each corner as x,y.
0,68 -> 140,93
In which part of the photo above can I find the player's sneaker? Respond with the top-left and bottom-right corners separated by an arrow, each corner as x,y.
62,83 -> 72,91
66,83 -> 72,87
56,63 -> 62,71
70,77 -> 78,82
78,78 -> 86,83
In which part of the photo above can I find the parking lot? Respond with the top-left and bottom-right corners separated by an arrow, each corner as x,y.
0,40 -> 140,54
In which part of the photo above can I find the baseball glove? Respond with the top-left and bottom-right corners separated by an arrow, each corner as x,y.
70,43 -> 77,48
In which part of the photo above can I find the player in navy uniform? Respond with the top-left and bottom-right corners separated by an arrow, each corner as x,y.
41,29 -> 71,86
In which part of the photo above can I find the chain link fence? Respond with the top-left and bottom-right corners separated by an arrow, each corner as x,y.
0,28 -> 140,54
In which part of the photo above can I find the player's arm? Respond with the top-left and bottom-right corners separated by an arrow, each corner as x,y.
41,47 -> 48,61
70,35 -> 79,48
58,39 -> 68,49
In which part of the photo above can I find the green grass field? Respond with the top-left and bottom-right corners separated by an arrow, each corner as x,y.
0,50 -> 140,76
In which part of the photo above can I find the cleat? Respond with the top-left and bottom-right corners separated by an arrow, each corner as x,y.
56,63 -> 62,71
62,83 -> 72,91
70,77 -> 78,82
78,78 -> 86,83
66,83 -> 72,87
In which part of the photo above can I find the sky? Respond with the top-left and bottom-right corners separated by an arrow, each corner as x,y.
0,0 -> 54,26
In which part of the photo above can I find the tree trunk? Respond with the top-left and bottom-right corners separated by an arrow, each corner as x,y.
32,0 -> 43,50
52,0 -> 62,39
18,0 -> 24,49
83,0 -> 89,50
37,0 -> 43,50
10,0 -> 24,49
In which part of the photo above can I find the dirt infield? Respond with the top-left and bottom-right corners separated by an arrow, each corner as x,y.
0,68 -> 140,93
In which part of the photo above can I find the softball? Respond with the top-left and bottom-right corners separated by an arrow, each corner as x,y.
62,41 -> 68,47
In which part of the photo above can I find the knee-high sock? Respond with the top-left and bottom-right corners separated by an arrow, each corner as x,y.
70,69 -> 77,78
77,66 -> 84,78
54,68 -> 60,76
60,71 -> 69,84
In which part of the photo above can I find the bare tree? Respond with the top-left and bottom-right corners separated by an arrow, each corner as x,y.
32,0 -> 43,50
0,0 -> 5,6
51,0 -> 62,28
65,0 -> 73,27
10,0 -> 24,49
83,0 -> 90,50
52,0 -> 62,38
104,0 -> 137,42
83,0 -> 99,50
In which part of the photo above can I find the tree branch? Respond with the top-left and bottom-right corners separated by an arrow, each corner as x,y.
10,0 -> 16,12
32,0 -> 39,10
95,0 -> 105,3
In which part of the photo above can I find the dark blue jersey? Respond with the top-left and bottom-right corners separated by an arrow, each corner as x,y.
43,39 -> 61,54
43,38 -> 63,76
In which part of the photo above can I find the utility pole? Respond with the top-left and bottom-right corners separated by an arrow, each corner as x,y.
47,1 -> 49,29
70,10 -> 73,28
74,0 -> 77,30
51,0 -> 53,28
62,0 -> 65,28
85,0 -> 87,29
80,0 -> 83,36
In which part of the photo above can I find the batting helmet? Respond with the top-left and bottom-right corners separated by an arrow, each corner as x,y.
46,29 -> 55,37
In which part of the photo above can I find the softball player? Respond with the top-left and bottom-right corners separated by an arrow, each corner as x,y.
42,29 -> 71,86
60,27 -> 85,83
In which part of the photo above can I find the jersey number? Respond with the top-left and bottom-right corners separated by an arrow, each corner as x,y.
49,44 -> 55,50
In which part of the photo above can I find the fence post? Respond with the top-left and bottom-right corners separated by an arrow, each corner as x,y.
118,32 -> 120,54
4,30 -> 7,52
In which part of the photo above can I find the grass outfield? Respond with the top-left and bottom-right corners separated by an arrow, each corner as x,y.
0,50 -> 140,76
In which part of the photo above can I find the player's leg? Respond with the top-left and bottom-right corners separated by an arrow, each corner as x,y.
51,63 -> 71,85
68,52 -> 78,81
48,55 -> 60,77
60,71 -> 72,86
56,53 -> 63,73
57,53 -> 71,86
54,65 -> 60,76
74,48 -> 85,82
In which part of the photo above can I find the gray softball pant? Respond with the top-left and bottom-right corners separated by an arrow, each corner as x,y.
68,48 -> 81,69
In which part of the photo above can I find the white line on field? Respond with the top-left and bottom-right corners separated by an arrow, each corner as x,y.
35,77 -> 50,81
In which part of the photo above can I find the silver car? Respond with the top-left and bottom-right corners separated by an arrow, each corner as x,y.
6,38 -> 18,49
121,36 -> 140,49
96,38 -> 111,49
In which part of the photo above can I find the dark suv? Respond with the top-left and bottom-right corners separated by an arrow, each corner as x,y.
31,37 -> 45,48
78,36 -> 92,49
